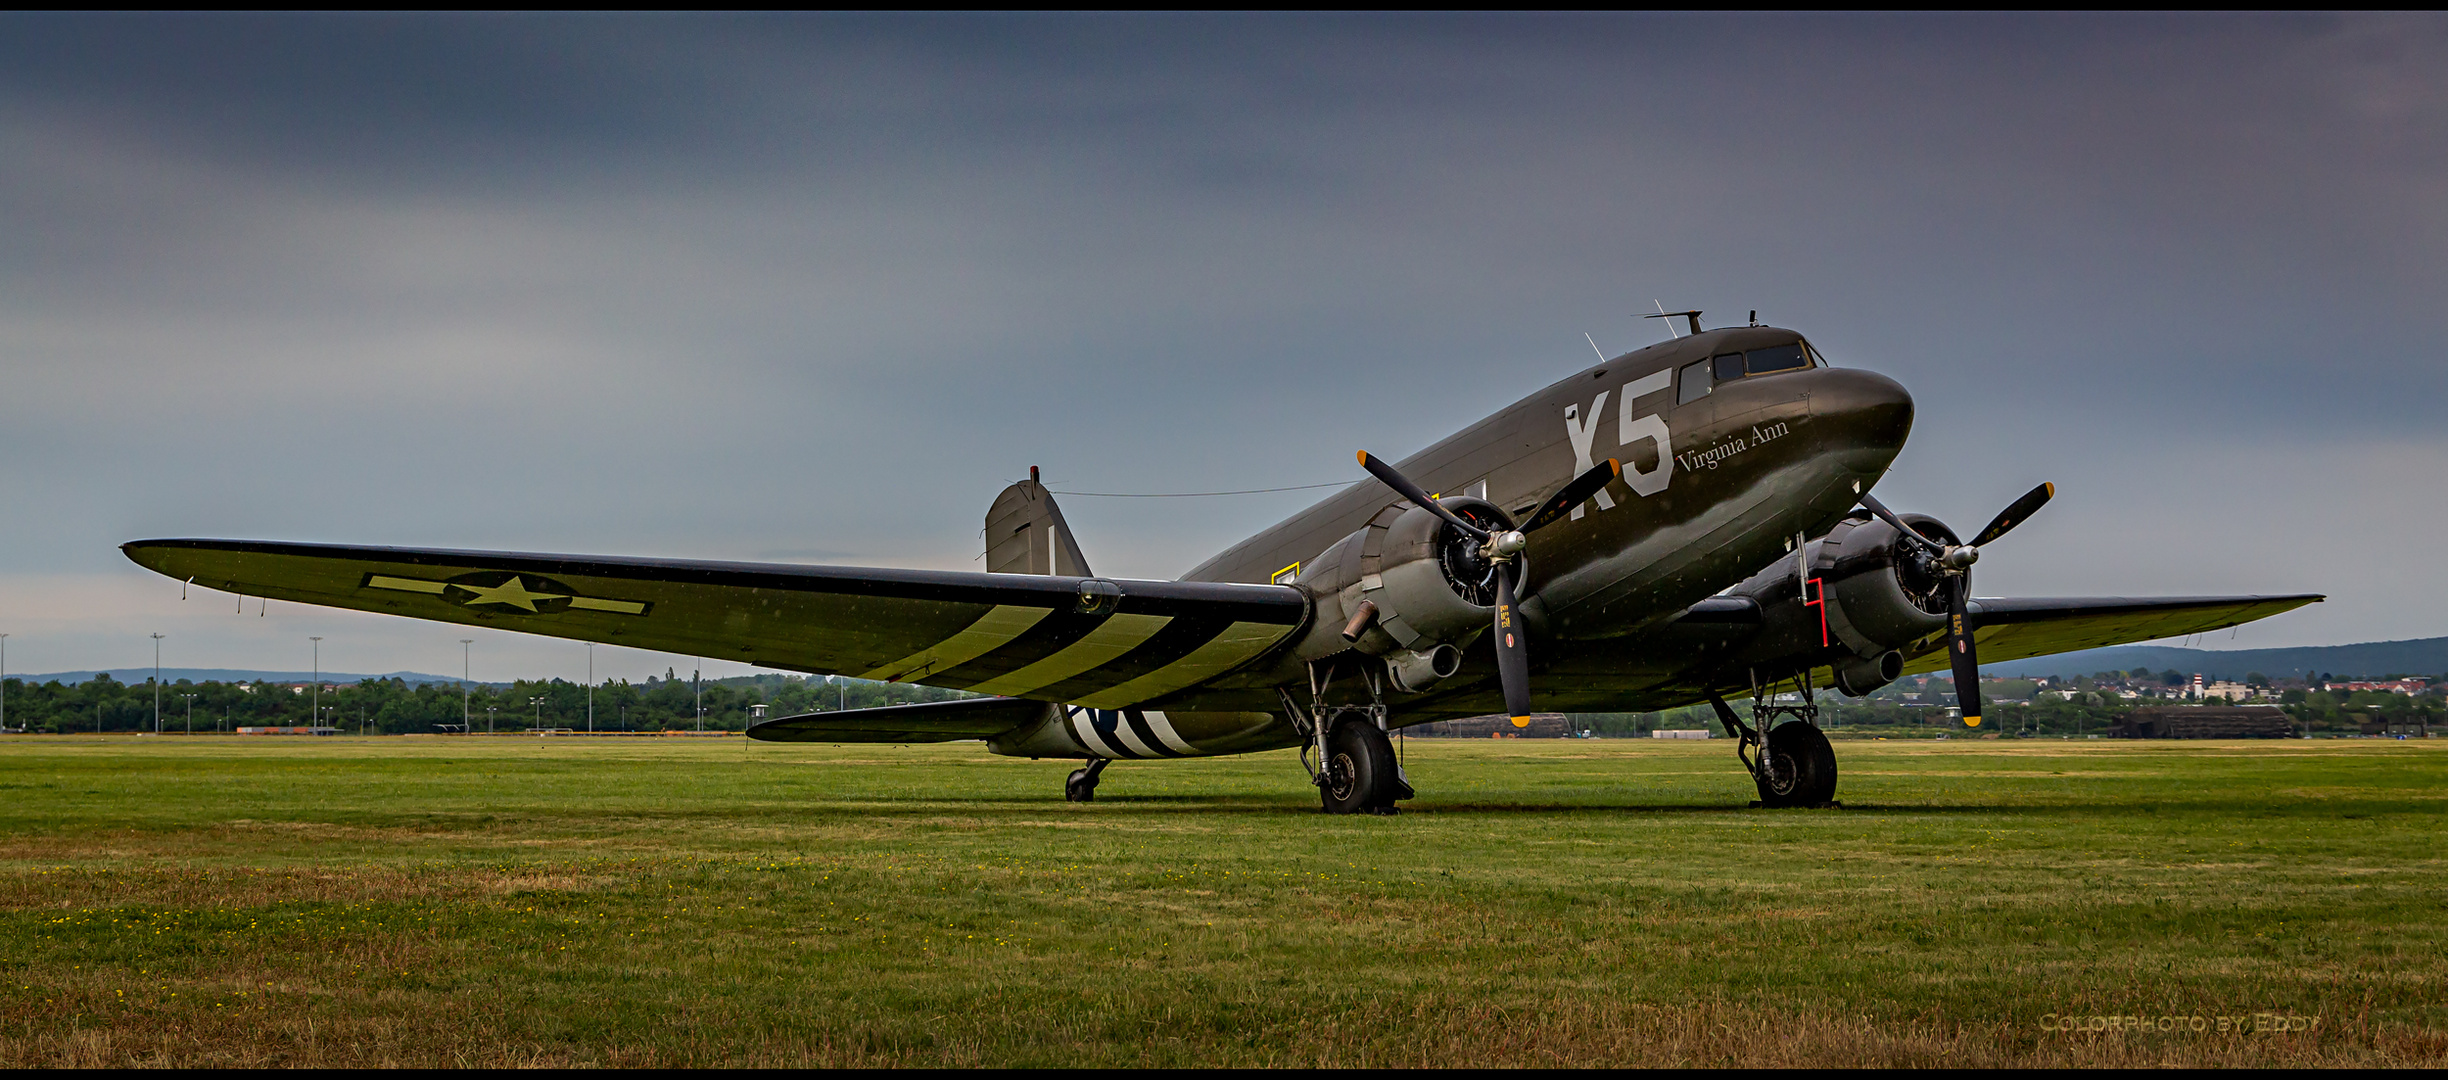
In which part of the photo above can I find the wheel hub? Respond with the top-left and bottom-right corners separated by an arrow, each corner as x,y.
1326,751 -> 1358,802
1762,748 -> 1799,797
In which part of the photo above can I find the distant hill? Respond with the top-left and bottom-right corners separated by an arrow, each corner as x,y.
1985,636 -> 2448,681
16,668 -> 469,687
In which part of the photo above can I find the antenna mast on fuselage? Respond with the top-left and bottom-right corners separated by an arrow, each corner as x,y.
1644,305 -> 1704,337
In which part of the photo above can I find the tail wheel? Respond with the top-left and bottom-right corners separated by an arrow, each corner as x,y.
1065,758 -> 1107,803
1322,721 -> 1400,815
1756,723 -> 1838,807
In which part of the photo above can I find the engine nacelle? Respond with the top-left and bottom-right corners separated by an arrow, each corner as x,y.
1285,497 -> 1512,690
1728,512 -> 1954,695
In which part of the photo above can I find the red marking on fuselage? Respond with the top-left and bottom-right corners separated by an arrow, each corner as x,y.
1802,577 -> 1829,648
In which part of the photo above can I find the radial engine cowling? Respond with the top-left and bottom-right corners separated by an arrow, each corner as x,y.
1817,513 -> 1956,656
1286,497 -> 1512,691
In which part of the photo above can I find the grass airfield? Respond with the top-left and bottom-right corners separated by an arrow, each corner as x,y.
0,735 -> 2440,1067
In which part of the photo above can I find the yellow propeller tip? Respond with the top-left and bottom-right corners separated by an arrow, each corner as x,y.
1509,716 -> 1532,728
2043,482 -> 2056,497
1356,450 -> 1369,464
1606,458 -> 1622,476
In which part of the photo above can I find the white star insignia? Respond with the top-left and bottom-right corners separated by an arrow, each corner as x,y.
363,572 -> 650,616
450,576 -> 568,612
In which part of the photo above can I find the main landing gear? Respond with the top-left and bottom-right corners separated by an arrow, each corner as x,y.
1065,758 -> 1108,803
1708,674 -> 1839,808
1282,657 -> 1414,815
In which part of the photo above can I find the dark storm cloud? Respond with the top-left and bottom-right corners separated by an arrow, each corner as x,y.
0,13 -> 2441,678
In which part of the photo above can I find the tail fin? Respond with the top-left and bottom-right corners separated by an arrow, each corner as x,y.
986,465 -> 1092,576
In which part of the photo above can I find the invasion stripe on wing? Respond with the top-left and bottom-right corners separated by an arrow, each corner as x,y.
1070,621 -> 1292,709
1026,615 -> 1232,702
922,608 -> 1119,688
858,605 -> 1053,682
960,614 -> 1174,697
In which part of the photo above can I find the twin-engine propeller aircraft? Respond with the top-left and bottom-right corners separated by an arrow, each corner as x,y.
125,312 -> 2319,812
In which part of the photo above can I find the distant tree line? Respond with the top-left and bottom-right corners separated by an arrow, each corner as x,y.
8,666 -> 2436,738
0,671 -> 972,735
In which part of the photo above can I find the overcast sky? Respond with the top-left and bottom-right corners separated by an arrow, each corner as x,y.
2,13 -> 2442,682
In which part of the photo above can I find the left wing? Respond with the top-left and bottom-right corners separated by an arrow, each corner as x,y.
1901,594 -> 2323,676
122,539 -> 1307,708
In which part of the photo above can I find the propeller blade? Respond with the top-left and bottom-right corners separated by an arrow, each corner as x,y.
1855,490 -> 1943,554
1970,482 -> 2055,548
1518,458 -> 1622,533
1493,562 -> 1534,725
1948,575 -> 1983,727
1358,451 -> 1489,541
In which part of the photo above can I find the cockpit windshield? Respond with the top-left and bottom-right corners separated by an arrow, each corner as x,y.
1679,339 -> 1820,404
1743,343 -> 1809,374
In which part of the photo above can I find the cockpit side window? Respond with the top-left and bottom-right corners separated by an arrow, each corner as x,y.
1676,360 -> 1712,404
1710,353 -> 1745,382
1745,343 -> 1808,374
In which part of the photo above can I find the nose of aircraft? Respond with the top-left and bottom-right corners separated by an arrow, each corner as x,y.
1807,366 -> 1915,456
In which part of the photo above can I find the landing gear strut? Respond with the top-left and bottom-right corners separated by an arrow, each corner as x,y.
1282,656 -> 1413,815
1065,758 -> 1108,803
1708,672 -> 1838,808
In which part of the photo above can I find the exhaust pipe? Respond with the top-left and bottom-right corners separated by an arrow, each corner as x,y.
1833,650 -> 1904,697
1387,643 -> 1462,693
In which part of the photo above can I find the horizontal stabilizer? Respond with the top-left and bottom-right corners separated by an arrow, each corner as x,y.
746,696 -> 1055,743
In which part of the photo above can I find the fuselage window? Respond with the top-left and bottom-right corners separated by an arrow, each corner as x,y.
1710,353 -> 1745,382
1745,343 -> 1809,374
1676,360 -> 1712,404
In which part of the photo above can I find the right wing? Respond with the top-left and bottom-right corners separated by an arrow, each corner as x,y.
1905,593 -> 2324,675
122,539 -> 1307,709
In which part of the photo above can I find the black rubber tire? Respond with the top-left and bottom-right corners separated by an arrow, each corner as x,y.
1064,767 -> 1097,803
1756,723 -> 1838,807
1322,721 -> 1401,815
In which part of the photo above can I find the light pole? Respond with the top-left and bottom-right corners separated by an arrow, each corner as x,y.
1,633 -> 9,732
180,693 -> 196,735
487,705 -> 497,734
586,642 -> 595,734
530,695 -> 545,731
152,633 -> 165,733
309,637 -> 322,731
694,659 -> 703,733
460,639 -> 473,735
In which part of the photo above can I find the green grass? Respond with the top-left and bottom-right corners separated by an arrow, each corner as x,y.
0,734 -> 2440,1066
